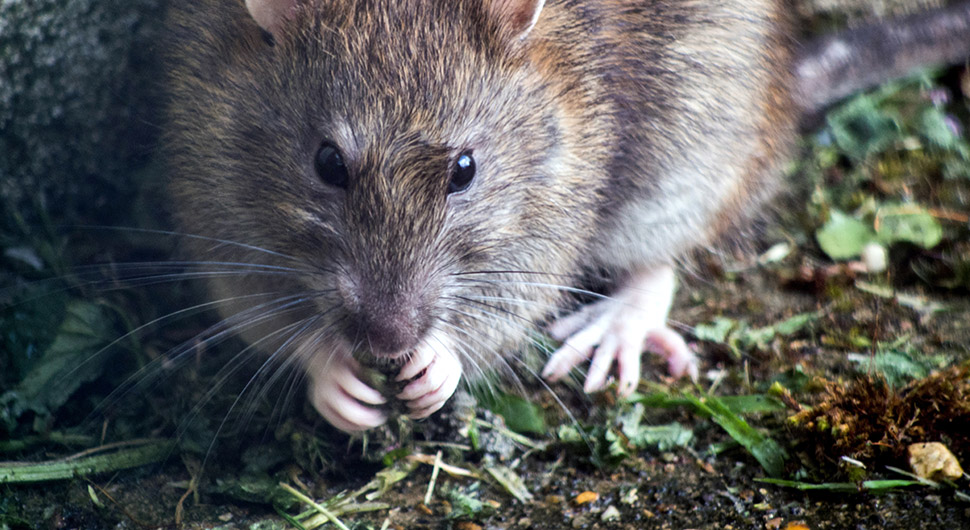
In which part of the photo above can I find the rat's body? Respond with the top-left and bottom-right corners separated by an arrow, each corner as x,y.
165,0 -> 969,431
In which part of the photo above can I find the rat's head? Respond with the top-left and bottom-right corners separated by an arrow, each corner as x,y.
167,0 -> 614,370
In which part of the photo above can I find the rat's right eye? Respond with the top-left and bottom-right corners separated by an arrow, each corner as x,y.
315,142 -> 348,188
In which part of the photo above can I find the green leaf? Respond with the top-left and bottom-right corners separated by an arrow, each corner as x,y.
917,106 -> 960,150
633,392 -> 786,416
847,345 -> 949,388
442,484 -> 494,520
693,313 -> 817,357
943,154 -> 970,180
482,393 -> 546,435
826,94 -> 900,158
773,313 -> 818,335
757,478 -> 923,492
484,465 -> 533,503
817,210 -> 877,260
1,299 -> 125,433
1,285 -> 67,383
617,403 -> 693,451
770,366 -> 812,393
212,474 -> 296,508
367,459 -> 418,500
716,395 -> 787,415
556,424 -> 585,445
693,317 -> 736,343
874,205 -> 943,249
683,394 -> 787,477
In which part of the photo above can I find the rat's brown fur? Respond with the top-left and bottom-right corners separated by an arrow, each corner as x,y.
163,0 -> 966,428
166,0 -> 618,379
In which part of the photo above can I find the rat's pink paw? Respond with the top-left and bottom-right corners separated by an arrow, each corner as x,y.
396,340 -> 462,420
307,350 -> 387,433
541,265 -> 698,396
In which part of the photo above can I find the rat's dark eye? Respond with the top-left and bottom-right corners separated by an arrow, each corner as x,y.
315,142 -> 348,188
259,28 -> 276,47
448,151 -> 476,194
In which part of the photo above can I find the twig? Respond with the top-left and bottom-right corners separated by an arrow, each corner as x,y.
407,454 -> 482,479
424,450 -> 443,505
279,482 -> 351,530
0,439 -> 173,484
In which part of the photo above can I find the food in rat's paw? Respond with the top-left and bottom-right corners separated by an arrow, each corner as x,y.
164,0 -> 970,432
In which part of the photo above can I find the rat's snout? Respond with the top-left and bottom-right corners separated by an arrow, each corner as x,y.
349,303 -> 422,357
337,274 -> 430,358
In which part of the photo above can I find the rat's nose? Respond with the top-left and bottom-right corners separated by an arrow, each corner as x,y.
338,276 -> 428,357
349,304 -> 423,357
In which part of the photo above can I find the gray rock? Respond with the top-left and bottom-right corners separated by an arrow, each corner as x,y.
0,0 -> 164,223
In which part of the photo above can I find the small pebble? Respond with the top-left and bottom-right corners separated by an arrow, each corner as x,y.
574,491 -> 599,505
600,505 -> 621,522
860,242 -> 887,273
620,487 -> 639,505
545,494 -> 565,505
908,442 -> 964,480
758,242 -> 792,264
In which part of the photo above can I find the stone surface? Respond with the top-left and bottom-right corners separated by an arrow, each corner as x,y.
0,0 -> 163,224
908,442 -> 964,481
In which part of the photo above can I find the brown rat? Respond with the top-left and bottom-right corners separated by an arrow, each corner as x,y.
164,0 -> 970,432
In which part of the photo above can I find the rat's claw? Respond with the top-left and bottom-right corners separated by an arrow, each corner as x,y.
306,348 -> 387,432
314,390 -> 387,432
542,265 -> 698,396
396,342 -> 435,382
647,327 -> 699,381
541,315 -> 603,381
397,339 -> 462,419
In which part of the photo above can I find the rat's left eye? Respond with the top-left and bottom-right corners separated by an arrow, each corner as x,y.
315,141 -> 349,188
448,151 -> 475,194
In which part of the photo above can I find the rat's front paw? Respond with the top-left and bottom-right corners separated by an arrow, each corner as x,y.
307,350 -> 387,433
541,265 -> 698,396
396,340 -> 462,420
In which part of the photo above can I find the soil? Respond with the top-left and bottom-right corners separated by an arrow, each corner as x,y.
4,260 -> 969,529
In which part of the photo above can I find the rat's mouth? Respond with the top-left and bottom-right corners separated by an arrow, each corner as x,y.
353,346 -> 412,366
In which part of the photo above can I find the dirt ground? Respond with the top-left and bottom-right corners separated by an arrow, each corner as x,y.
4,257 -> 969,529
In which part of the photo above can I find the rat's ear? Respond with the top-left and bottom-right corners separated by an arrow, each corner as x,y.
246,0 -> 301,36
488,0 -> 545,40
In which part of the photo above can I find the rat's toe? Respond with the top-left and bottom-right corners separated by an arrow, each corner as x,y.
311,382 -> 387,432
398,348 -> 461,401
341,374 -> 387,406
406,365 -> 461,419
397,343 -> 435,381
395,344 -> 462,419
306,350 -> 387,432
646,327 -> 698,381
543,265 -> 696,393
542,318 -> 605,381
